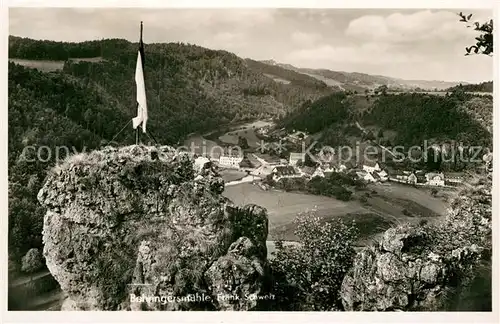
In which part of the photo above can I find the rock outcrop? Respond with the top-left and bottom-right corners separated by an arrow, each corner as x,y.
38,145 -> 269,311
341,174 -> 492,311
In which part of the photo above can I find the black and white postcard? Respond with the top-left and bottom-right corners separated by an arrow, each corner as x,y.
2,1 -> 498,323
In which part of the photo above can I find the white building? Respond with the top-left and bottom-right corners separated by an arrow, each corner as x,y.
219,155 -> 243,169
289,152 -> 306,166
425,172 -> 445,186
338,164 -> 348,173
444,173 -> 464,185
407,173 -> 417,185
356,171 -> 376,183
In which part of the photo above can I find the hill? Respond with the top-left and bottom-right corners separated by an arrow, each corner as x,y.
7,35 -> 334,266
280,91 -> 492,171
9,36 -> 335,143
445,81 -> 493,93
260,60 -> 465,92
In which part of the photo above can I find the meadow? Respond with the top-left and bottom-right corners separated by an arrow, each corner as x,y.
8,58 -> 64,72
223,182 -> 449,244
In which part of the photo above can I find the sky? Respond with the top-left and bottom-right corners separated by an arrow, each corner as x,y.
8,8 -> 494,83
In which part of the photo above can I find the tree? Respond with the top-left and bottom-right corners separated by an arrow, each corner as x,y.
459,12 -> 493,56
269,211 -> 358,310
21,248 -> 44,274
83,108 -> 93,129
374,85 -> 388,96
238,136 -> 249,149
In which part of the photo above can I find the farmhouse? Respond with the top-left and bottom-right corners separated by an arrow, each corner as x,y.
298,166 -> 316,178
356,170 -> 376,183
256,126 -> 270,136
219,154 -> 243,169
251,164 -> 276,177
407,173 -> 417,185
321,163 -> 336,174
252,153 -> 281,166
312,167 -> 326,178
363,160 -> 381,173
377,169 -> 388,182
415,172 -> 427,184
425,172 -> 445,186
337,164 -> 348,173
289,152 -> 306,166
444,172 -> 464,186
288,131 -> 308,143
272,165 -> 301,182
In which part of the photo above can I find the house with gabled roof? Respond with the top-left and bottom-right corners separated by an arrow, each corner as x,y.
219,151 -> 243,169
356,170 -> 376,183
407,173 -> 418,185
299,166 -> 316,178
376,169 -> 388,182
425,172 -> 445,186
312,167 -> 326,178
363,160 -> 381,173
272,165 -> 301,182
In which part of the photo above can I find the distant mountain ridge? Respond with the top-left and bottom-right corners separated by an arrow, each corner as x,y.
260,59 -> 467,92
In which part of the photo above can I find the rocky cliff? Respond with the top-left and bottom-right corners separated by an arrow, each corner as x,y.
340,174 -> 492,311
38,145 -> 269,311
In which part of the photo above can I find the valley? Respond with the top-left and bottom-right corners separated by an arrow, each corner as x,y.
6,32 -> 493,312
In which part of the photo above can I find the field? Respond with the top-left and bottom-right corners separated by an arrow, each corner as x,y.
68,57 -> 105,63
219,169 -> 247,182
224,183 -> 370,240
218,120 -> 273,148
219,127 -> 261,148
367,183 -> 449,216
9,57 -> 106,73
223,181 -> 449,244
9,58 -> 64,72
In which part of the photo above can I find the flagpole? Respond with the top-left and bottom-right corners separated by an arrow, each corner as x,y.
136,21 -> 143,145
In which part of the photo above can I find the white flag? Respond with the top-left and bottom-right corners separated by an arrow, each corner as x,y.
132,50 -> 148,133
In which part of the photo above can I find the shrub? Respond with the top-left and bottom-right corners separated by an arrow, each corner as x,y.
402,209 -> 412,216
269,211 -> 358,310
21,248 -> 44,274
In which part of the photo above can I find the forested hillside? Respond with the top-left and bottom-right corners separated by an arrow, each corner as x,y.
280,90 -> 492,153
279,92 -> 350,134
445,81 -> 493,93
363,92 -> 492,148
8,35 -> 334,265
260,60 -> 464,91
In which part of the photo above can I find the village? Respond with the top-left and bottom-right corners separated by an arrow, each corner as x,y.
213,151 -> 465,189
192,125 -> 472,191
